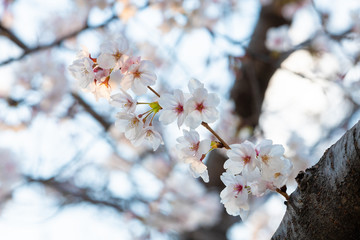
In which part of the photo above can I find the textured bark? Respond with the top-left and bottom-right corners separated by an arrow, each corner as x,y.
272,121 -> 360,240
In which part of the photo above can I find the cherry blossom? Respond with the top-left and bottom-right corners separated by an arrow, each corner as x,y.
97,36 -> 129,69
121,60 -> 157,95
176,129 -> 210,160
185,156 -> 210,183
68,56 -> 95,90
114,112 -> 143,141
158,89 -> 187,128
176,129 -> 211,182
134,125 -> 163,151
184,87 -> 220,129
255,139 -> 286,166
260,156 -> 293,189
68,35 -> 297,222
188,78 -> 204,94
92,81 -> 112,100
220,172 -> 249,217
121,56 -> 141,74
224,141 -> 257,175
110,89 -> 136,113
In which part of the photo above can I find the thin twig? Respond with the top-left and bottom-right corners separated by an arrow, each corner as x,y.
0,15 -> 118,67
276,188 -> 290,201
147,86 -> 160,98
0,24 -> 30,51
71,92 -> 111,130
201,122 -> 231,150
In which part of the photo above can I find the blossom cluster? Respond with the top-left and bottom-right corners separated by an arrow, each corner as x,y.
69,36 -> 293,220
220,140 -> 292,218
69,37 -> 220,182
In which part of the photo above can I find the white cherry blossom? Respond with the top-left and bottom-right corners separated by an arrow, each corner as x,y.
68,57 -> 95,90
260,156 -> 293,189
110,89 -> 136,113
220,172 -> 249,217
255,139 -> 285,167
184,87 -> 220,129
185,156 -> 209,183
158,89 -> 187,128
188,78 -> 204,94
176,129 -> 210,160
134,126 -> 163,151
121,60 -> 157,95
115,112 -> 143,141
97,36 -> 129,69
176,129 -> 211,182
224,141 -> 257,175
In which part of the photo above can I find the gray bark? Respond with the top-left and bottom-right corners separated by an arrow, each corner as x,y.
272,121 -> 360,240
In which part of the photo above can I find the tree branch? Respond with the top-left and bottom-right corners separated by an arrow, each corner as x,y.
0,23 -> 30,51
0,14 -> 118,67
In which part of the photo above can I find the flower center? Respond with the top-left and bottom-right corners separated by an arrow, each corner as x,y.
195,102 -> 204,112
175,104 -> 184,114
190,142 -> 200,152
234,184 -> 243,196
130,118 -> 139,127
133,70 -> 141,78
113,51 -> 123,61
274,172 -> 282,178
243,156 -> 251,164
146,130 -> 153,137
262,155 -> 269,164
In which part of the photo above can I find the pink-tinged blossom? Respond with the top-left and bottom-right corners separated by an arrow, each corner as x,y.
185,156 -> 209,183
68,57 -> 95,90
109,69 -> 123,85
114,112 -> 143,141
94,67 -> 111,83
176,129 -> 211,182
134,126 -> 163,151
92,82 -> 111,100
220,172 -> 249,217
158,89 -> 187,128
224,141 -> 257,175
185,87 -> 220,129
265,25 -> 293,52
121,60 -> 157,95
97,36 -> 129,69
121,56 -> 141,73
110,89 -> 136,113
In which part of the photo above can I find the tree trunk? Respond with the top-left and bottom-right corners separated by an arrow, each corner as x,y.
272,121 -> 360,240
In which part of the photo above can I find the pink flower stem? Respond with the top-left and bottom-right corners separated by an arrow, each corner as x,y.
201,122 -> 231,150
